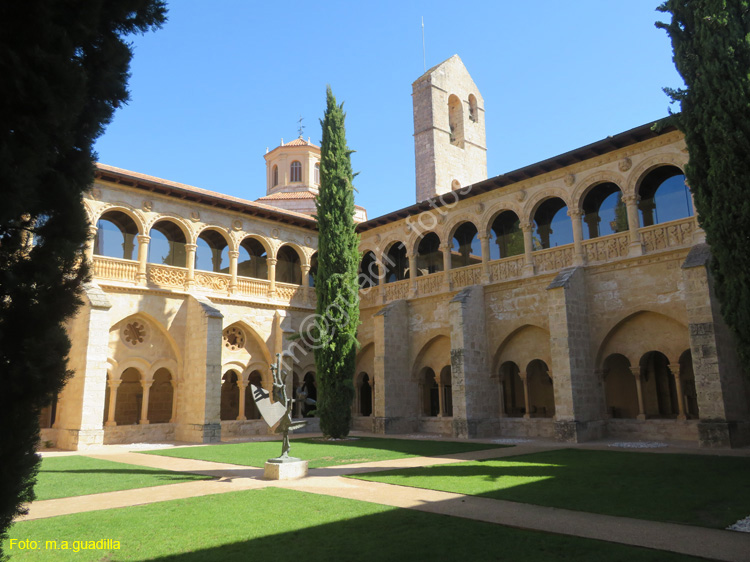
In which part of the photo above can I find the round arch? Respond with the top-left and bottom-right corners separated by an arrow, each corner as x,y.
94,204 -> 146,236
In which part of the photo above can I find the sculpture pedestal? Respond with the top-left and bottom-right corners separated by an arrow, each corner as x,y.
264,457 -> 308,480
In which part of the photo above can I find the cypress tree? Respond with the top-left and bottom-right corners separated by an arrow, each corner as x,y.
657,1 -> 750,369
314,86 -> 360,438
0,2 -> 166,556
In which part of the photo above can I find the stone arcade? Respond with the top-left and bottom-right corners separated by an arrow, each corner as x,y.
40,55 -> 750,451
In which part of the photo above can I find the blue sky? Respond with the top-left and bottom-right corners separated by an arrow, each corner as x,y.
93,1 -> 683,220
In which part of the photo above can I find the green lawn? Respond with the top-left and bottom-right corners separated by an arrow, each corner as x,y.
350,448 -> 750,528
5,488 -> 708,562
142,437 -> 503,468
35,456 -> 212,500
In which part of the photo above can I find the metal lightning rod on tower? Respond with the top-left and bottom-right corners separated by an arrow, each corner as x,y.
422,16 -> 426,72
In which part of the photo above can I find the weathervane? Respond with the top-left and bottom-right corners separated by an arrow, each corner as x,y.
297,116 -> 305,138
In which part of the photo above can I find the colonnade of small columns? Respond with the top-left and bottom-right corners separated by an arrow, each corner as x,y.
625,358 -> 687,421
86,225 -> 314,297
104,374 -> 177,426
362,193 -> 651,292
495,366 -> 555,419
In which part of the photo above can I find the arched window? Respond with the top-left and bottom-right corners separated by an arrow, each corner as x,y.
603,354 -> 638,419
272,165 -> 279,187
500,362 -> 524,417
638,351 -> 680,418
359,251 -> 379,288
238,238 -> 268,280
308,252 -> 318,287
147,368 -> 174,424
220,370 -> 240,421
95,210 -> 138,260
276,245 -> 302,284
533,198 -> 572,249
314,163 -> 320,185
114,368 -> 142,426
384,242 -> 409,283
451,222 -> 481,269
448,94 -> 464,148
358,373 -> 372,417
468,94 -> 478,123
416,233 -> 442,276
290,161 -> 302,183
196,230 -> 229,273
525,359 -> 554,418
489,211 -> 523,260
582,183 -> 628,239
148,220 -> 187,267
638,166 -> 693,226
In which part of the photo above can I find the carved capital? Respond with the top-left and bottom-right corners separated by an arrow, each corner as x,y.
567,209 -> 583,219
228,250 -> 239,259
137,235 -> 151,245
520,221 -> 535,233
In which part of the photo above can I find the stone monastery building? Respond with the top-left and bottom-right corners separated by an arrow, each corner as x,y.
43,55 -> 750,450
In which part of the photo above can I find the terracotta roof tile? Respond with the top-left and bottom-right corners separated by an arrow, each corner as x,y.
94,163 -> 316,226
257,191 -> 317,201
283,137 -> 319,148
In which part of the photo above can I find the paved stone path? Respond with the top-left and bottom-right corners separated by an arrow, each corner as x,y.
20,437 -> 750,562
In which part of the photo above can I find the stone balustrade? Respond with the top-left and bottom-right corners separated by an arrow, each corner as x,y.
582,231 -> 630,264
92,256 -> 138,283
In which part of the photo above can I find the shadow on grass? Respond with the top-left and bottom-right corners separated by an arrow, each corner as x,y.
351,448 -> 750,529
134,499 -> 702,562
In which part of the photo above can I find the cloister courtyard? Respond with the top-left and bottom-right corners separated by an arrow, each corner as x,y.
4,433 -> 750,561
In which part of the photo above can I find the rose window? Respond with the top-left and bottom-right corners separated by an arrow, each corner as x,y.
223,326 -> 245,351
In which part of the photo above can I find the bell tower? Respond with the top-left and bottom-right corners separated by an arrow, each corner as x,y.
412,55 -> 487,202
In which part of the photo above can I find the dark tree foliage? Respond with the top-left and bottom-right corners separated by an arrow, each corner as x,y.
657,1 -> 750,370
313,87 -> 360,438
0,1 -> 166,556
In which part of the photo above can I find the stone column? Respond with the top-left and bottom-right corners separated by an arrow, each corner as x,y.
301,264 -> 310,288
185,243 -> 197,289
237,378 -> 247,421
169,380 -> 178,423
140,379 -> 152,425
449,285 -> 494,437
53,284 -> 112,449
408,251 -> 418,296
85,225 -> 98,262
105,379 -> 120,427
497,376 -> 506,417
682,244 -> 750,447
522,372 -> 532,419
631,367 -> 646,420
622,195 -> 643,256
568,209 -> 585,266
437,375 -> 445,417
440,242 -> 452,290
670,362 -> 687,420
136,234 -> 150,285
173,295 -> 224,444
478,234 -> 491,283
583,213 -> 600,240
267,257 -> 277,298
372,300 -> 415,433
376,256 -> 387,304
546,267 -> 604,442
228,250 -> 239,294
521,221 -> 535,276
